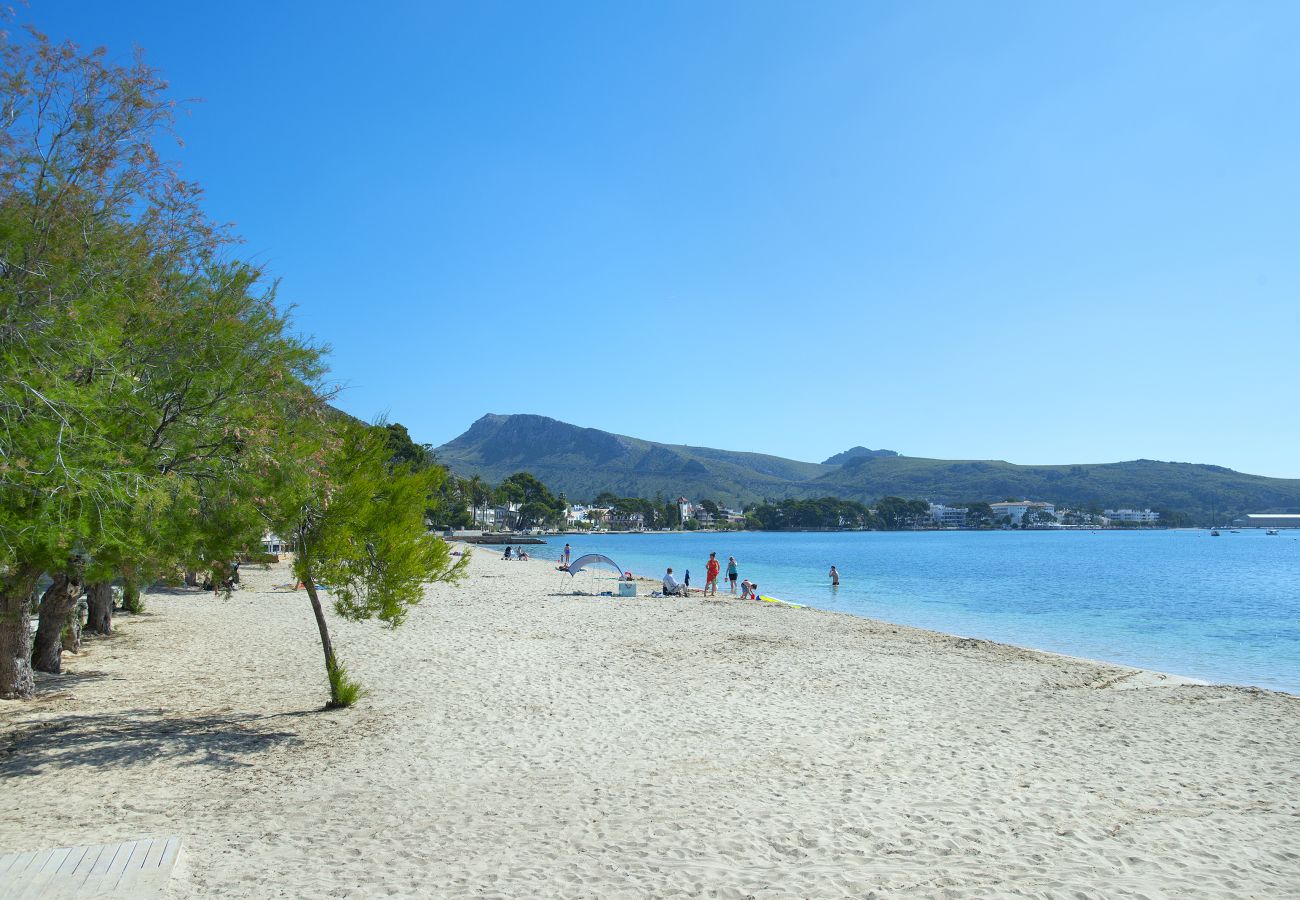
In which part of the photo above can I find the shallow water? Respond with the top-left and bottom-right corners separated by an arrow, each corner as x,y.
528,529 -> 1300,694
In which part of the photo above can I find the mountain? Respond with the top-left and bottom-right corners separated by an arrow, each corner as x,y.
435,414 -> 827,504
434,414 -> 1300,522
822,446 -> 899,465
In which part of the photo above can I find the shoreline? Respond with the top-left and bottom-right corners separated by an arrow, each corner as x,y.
3,552 -> 1298,896
501,533 -> 1294,697
506,545 -> 1278,698
517,550 -> 1222,695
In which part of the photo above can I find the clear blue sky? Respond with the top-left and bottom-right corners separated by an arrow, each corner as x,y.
32,1 -> 1300,476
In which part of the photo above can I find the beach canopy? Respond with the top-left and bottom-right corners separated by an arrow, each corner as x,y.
566,553 -> 623,578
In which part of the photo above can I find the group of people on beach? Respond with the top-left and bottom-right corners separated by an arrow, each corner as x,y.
523,540 -> 841,601
662,551 -> 747,598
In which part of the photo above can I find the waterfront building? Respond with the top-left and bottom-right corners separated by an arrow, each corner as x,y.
607,511 -> 646,531
928,503 -> 968,527
1104,508 -> 1161,524
989,500 -> 1056,525
1232,512 -> 1300,529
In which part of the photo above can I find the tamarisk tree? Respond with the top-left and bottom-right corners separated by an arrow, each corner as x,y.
282,420 -> 468,708
0,24 -> 324,694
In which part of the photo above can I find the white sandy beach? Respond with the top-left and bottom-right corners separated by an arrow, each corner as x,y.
2,548 -> 1298,898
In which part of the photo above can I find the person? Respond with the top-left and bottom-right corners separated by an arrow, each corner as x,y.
749,582 -> 760,601
503,545 -> 513,560
829,565 -> 840,586
663,568 -> 683,596
563,543 -> 572,565
684,569 -> 690,592
518,549 -> 529,561
705,552 -> 721,596
726,556 -> 738,594
740,578 -> 753,600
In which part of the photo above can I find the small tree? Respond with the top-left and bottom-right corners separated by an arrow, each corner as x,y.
286,421 -> 468,708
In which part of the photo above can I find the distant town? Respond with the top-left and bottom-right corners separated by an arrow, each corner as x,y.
458,492 -> 1168,533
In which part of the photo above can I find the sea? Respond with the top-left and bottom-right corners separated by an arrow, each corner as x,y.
521,529 -> 1300,695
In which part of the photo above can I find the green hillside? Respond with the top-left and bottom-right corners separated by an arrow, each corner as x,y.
434,414 -> 1300,522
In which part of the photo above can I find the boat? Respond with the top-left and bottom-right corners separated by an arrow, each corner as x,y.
1267,529 -> 1280,535
1210,529 -> 1221,536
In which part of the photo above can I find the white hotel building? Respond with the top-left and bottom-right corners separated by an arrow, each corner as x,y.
989,500 -> 1056,524
1104,508 -> 1160,524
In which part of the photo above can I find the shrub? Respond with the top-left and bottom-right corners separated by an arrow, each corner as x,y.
326,658 -> 365,709
121,582 -> 144,614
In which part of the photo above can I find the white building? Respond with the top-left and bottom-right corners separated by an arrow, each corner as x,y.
1234,513 -> 1300,528
928,504 -> 968,527
607,511 -> 646,531
1104,508 -> 1160,524
261,533 -> 287,555
990,500 -> 1056,525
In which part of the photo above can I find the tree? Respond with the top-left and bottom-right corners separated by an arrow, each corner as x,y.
965,502 -> 995,528
500,472 -> 564,530
698,499 -> 721,517
0,23 -> 327,694
0,27 -> 213,697
282,420 -> 468,708
384,423 -> 434,470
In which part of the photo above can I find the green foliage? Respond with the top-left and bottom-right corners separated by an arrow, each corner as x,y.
964,502 -> 995,527
499,472 -> 565,530
120,582 -> 144,615
290,421 -> 469,627
385,423 -> 435,470
326,657 -> 365,709
747,497 -> 877,530
874,497 -> 931,529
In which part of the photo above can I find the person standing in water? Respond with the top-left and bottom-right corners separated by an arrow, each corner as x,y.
726,556 -> 739,594
829,565 -> 839,586
563,543 -> 572,565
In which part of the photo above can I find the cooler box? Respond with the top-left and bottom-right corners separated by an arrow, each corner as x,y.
617,581 -> 636,597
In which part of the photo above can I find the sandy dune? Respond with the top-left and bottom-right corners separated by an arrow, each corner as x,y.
2,549 -> 1298,897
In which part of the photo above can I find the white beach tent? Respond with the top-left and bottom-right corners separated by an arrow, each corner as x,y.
563,553 -> 626,595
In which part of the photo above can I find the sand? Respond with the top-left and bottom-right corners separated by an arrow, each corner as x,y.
2,548 -> 1298,898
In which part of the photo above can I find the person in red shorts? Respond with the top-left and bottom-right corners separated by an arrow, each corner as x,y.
705,551 -> 721,596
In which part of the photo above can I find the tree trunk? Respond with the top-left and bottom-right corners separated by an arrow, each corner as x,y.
0,565 -> 42,700
184,569 -> 197,587
303,574 -> 338,700
84,581 -> 114,635
32,572 -> 85,674
62,603 -> 83,654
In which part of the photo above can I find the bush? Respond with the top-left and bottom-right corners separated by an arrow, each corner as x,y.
243,552 -> 281,565
326,658 -> 365,709
121,582 -> 144,614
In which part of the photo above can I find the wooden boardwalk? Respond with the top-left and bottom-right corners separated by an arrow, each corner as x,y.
0,838 -> 181,899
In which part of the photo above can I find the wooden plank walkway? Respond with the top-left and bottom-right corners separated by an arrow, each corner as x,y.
0,837 -> 181,899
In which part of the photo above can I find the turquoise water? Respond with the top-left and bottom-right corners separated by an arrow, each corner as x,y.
531,530 -> 1300,695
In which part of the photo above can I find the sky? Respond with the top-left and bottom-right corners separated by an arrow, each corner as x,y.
27,1 -> 1300,476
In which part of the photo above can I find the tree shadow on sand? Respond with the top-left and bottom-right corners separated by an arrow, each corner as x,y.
0,709 -> 310,778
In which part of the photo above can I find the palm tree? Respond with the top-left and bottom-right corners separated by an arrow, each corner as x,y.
467,475 -> 486,526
